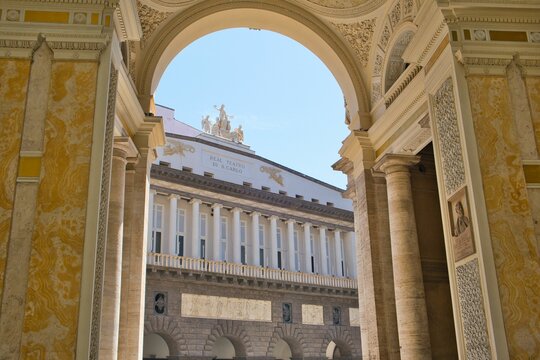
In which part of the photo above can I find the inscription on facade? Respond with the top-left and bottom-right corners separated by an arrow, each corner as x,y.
203,150 -> 249,176
302,304 -> 324,325
181,294 -> 271,322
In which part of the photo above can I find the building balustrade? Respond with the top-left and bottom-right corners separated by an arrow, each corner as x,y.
147,252 -> 357,289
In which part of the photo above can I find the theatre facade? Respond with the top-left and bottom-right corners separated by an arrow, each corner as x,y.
0,0 -> 539,359
143,105 -> 360,359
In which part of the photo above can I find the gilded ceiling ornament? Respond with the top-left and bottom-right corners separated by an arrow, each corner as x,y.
137,1 -> 173,47
260,166 -> 284,186
163,141 -> 195,157
332,19 -> 376,66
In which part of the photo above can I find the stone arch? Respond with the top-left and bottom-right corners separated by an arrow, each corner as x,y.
203,320 -> 254,358
144,315 -> 188,356
135,0 -> 370,129
370,0 -> 418,106
382,24 -> 416,92
266,324 -> 306,359
321,326 -> 355,358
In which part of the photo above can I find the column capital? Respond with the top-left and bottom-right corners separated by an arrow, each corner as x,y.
319,225 -> 327,231
250,211 -> 260,218
373,154 -> 420,175
113,136 -> 138,160
189,198 -> 202,205
303,222 -> 312,229
286,219 -> 296,225
231,207 -> 242,214
269,215 -> 279,222
211,203 -> 223,210
168,194 -> 179,201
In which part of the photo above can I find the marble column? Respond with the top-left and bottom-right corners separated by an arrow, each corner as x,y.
286,220 -> 296,271
99,141 -> 129,359
232,208 -> 242,264
250,212 -> 260,266
374,154 -> 431,360
319,226 -> 328,275
269,216 -> 278,268
334,230 -> 343,277
168,195 -> 177,255
190,198 -> 202,258
212,203 -> 222,260
303,223 -> 312,272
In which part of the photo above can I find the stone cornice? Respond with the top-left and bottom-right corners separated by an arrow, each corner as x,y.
147,266 -> 359,298
150,164 -> 355,224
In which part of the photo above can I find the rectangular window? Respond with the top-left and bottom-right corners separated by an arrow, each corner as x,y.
277,251 -> 282,269
276,228 -> 282,249
310,234 -> 315,273
200,214 -> 207,238
294,231 -> 299,271
340,237 -> 346,276
240,221 -> 247,244
152,204 -> 163,253
325,236 -> 331,274
176,209 -> 185,256
220,216 -> 228,261
200,239 -> 206,259
200,213 -> 207,259
259,224 -> 265,267
240,220 -> 247,265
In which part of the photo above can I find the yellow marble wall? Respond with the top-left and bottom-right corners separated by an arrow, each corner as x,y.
467,75 -> 540,358
18,61 -> 98,358
525,77 -> 540,156
0,59 -> 30,306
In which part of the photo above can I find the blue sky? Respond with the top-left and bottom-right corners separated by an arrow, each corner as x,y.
154,28 -> 349,189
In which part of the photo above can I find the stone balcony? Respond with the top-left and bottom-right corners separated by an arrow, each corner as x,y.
147,253 -> 358,296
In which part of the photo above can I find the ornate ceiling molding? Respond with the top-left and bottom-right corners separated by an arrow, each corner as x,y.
331,19 -> 376,66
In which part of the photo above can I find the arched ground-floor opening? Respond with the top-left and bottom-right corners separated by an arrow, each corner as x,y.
272,338 -> 293,360
143,333 -> 170,360
212,336 -> 237,359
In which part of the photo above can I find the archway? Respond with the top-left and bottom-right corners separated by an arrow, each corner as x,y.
212,336 -> 236,359
272,338 -> 293,360
135,0 -> 370,129
325,339 -> 352,359
143,333 -> 170,360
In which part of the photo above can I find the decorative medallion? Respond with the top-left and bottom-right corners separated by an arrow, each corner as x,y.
260,166 -> 284,186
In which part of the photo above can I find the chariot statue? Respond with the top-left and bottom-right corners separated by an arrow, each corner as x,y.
201,104 -> 245,144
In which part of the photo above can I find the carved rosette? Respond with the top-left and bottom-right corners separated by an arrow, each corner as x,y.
332,19 -> 376,66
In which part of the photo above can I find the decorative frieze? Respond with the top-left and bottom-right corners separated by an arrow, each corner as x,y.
332,19 -> 376,66
90,67 -> 118,360
389,2 -> 401,28
456,259 -> 491,359
432,78 -> 466,196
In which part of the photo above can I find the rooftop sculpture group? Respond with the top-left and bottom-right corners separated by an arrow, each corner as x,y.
201,104 -> 244,143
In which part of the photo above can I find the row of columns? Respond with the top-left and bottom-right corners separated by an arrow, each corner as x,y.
148,193 -> 356,277
99,134 -> 155,360
349,153 -> 431,360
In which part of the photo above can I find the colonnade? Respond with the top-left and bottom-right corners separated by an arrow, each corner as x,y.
147,190 -> 357,278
